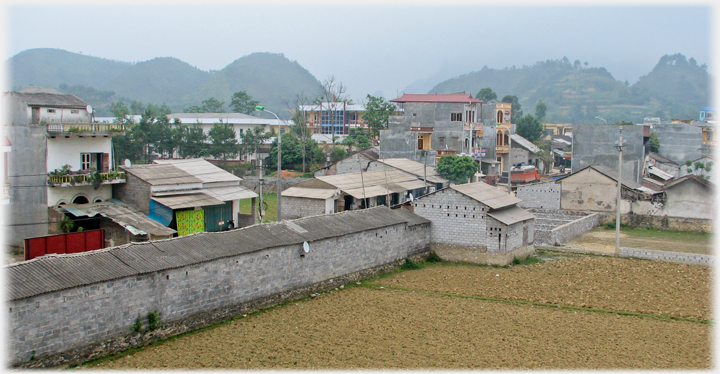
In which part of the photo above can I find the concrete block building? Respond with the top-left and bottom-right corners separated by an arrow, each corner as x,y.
411,182 -> 535,265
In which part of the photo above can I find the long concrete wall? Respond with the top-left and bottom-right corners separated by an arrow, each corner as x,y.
653,123 -> 703,164
620,247 -> 714,266
6,211 -> 431,367
572,124 -> 645,183
532,209 -> 599,246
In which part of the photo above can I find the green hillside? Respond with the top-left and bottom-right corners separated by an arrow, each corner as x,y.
104,57 -> 210,108
429,55 -> 711,124
184,52 -> 321,118
7,48 -> 131,89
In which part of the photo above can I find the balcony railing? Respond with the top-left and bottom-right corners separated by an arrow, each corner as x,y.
46,123 -> 126,134
496,145 -> 510,153
48,171 -> 126,187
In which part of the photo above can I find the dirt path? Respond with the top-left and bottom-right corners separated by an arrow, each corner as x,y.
90,257 -> 711,370
561,228 -> 713,255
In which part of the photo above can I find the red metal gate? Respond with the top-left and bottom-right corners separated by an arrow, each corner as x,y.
24,229 -> 105,261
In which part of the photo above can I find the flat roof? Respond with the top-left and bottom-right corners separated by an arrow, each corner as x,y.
390,93 -> 483,104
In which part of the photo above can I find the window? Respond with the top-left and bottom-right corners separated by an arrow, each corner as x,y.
47,109 -> 56,113
451,113 -> 462,122
70,110 -> 79,114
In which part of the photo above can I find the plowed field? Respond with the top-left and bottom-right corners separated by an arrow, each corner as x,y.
91,256 -> 712,370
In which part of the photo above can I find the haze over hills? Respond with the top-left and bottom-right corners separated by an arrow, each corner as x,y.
5,48 -> 712,123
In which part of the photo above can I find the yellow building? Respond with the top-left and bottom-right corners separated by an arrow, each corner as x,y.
298,102 -> 368,135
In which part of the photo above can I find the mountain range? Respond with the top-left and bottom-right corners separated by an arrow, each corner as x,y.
5,48 -> 712,123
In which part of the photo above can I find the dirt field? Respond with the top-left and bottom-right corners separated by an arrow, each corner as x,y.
562,227 -> 714,255
90,255 -> 712,370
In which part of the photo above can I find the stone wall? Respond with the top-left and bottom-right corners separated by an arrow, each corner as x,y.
531,209 -> 599,246
282,196 -> 327,220
111,173 -> 151,214
620,247 -> 714,266
595,212 -> 714,233
516,181 -> 561,209
240,177 -> 307,194
412,188 -> 489,248
7,217 -> 431,367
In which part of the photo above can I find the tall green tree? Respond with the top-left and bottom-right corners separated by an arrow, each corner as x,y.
207,123 -> 238,163
240,126 -> 271,163
184,97 -> 226,113
475,87 -> 497,102
290,110 -> 313,172
178,125 -> 209,158
268,132 -> 324,169
515,114 -> 544,143
435,155 -> 479,185
501,95 -> 523,121
342,128 -> 372,151
648,132 -> 660,153
230,91 -> 260,114
534,100 -> 547,122
363,94 -> 396,140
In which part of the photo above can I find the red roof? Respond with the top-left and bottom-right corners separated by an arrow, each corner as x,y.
390,93 -> 484,104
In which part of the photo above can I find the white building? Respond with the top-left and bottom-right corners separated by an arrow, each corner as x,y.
3,92 -> 127,248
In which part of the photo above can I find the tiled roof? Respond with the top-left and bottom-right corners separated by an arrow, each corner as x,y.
390,94 -> 483,104
8,92 -> 88,108
5,207 -> 429,301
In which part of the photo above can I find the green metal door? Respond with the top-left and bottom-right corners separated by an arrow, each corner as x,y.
204,201 -> 233,232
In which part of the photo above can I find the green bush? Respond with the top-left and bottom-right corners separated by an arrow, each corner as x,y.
426,252 -> 443,263
147,310 -> 160,331
401,258 -> 421,270
132,313 -> 143,333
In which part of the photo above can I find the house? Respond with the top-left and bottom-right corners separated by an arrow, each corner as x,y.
281,169 -> 430,220
298,101 -> 369,135
365,157 -> 449,192
113,158 -> 258,235
679,154 -> 714,182
646,152 -> 680,178
164,112 -> 289,162
571,123 -> 646,184
379,93 -> 486,166
508,133 -> 544,171
410,182 -> 535,266
3,92 -> 127,249
662,174 -> 715,221
314,147 -> 380,177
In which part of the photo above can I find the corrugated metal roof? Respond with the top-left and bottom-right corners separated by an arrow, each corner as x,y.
376,158 -> 448,184
449,182 -> 521,210
152,193 -> 224,209
487,206 -> 535,225
204,186 -> 258,201
390,94 -> 483,104
510,134 -> 541,153
9,92 -> 88,108
647,166 -> 674,181
122,164 -> 202,186
316,170 -> 425,191
56,200 -> 176,237
5,207 -> 429,301
153,158 -> 241,184
282,187 -> 337,199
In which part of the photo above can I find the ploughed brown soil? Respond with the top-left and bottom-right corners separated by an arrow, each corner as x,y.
92,256 -> 711,370
562,227 -> 714,255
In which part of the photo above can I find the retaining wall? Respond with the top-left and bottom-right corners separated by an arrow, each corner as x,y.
595,212 -> 714,233
240,177 -> 307,193
7,212 -> 431,367
620,247 -> 714,266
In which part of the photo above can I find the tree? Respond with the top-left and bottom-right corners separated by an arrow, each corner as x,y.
207,123 -> 239,163
435,155 -> 479,185
285,92 -> 314,173
268,132 -> 324,169
534,100 -> 547,122
648,132 -> 660,153
230,91 -> 259,114
515,114 -> 544,143
501,95 -> 523,122
178,125 -> 209,158
240,126 -> 271,163
184,97 -> 226,113
315,76 -> 351,140
475,87 -> 497,102
363,94 -> 396,140
342,128 -> 372,151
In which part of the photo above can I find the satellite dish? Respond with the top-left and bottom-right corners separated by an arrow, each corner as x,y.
86,105 -> 93,114
409,193 -> 414,202
303,241 -> 310,253
124,159 -> 132,168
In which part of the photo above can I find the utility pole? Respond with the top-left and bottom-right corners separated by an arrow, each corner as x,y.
614,126 -> 627,257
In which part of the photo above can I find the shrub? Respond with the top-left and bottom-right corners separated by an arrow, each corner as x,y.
426,252 -> 443,263
132,313 -> 143,333
147,310 -> 160,331
401,258 -> 421,270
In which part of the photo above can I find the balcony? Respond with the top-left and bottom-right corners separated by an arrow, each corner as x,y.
496,145 -> 510,153
48,171 -> 126,188
46,123 -> 126,137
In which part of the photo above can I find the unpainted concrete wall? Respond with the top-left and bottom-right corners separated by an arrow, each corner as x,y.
653,123 -> 703,164
572,124 -> 645,183
516,181 -> 561,209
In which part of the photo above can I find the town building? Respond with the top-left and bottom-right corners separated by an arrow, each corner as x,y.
113,158 -> 258,235
298,101 -> 368,135
3,92 -> 127,249
571,123 -> 646,183
410,182 -> 535,265
280,169 -> 430,220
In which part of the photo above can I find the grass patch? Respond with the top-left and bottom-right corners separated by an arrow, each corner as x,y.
512,256 -> 544,266
401,258 -> 422,270
239,193 -> 278,222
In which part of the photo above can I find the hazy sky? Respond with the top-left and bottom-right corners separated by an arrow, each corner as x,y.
2,1 -> 716,104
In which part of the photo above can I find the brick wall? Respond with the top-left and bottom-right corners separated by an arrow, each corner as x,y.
282,196 -> 327,220
531,209 -> 599,246
112,173 -> 151,214
7,219 -> 431,367
516,181 -> 561,209
412,189 -> 489,248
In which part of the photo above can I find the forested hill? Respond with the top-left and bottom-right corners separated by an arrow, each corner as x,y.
428,54 -> 712,124
6,49 -> 321,118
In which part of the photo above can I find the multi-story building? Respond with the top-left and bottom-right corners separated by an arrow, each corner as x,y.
3,92 -> 127,249
298,101 -> 367,135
